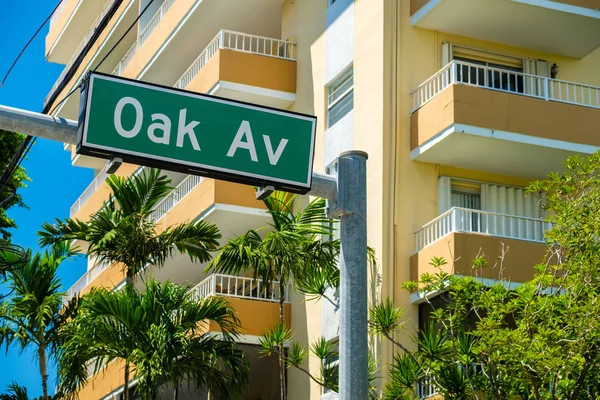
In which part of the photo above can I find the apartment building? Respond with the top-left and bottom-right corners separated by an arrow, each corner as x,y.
45,0 -> 600,398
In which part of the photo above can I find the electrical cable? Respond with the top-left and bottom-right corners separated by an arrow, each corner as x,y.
0,0 -> 156,217
92,0 -> 155,72
0,1 -> 64,90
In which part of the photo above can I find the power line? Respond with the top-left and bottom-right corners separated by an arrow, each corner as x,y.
0,1 -> 64,90
93,0 -> 155,72
0,0 -> 157,203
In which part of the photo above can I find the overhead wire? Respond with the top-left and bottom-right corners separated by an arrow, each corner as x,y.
0,0 -> 158,211
0,1 -> 64,90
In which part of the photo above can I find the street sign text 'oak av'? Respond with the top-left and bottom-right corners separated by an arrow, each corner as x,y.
77,73 -> 316,193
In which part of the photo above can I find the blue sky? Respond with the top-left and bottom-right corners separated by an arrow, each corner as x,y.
0,1 -> 93,396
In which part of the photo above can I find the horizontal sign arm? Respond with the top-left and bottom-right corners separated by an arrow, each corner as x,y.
0,103 -> 336,199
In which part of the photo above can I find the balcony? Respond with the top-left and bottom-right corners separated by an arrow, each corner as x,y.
411,60 -> 600,178
66,173 -> 267,298
69,163 -> 139,221
411,207 -> 551,284
173,30 -> 296,108
46,0 -> 114,64
112,0 -> 284,87
411,0 -> 600,58
189,274 -> 291,336
45,0 -> 140,118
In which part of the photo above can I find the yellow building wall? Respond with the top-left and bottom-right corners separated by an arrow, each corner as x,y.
390,0 -> 600,367
281,1 -> 327,399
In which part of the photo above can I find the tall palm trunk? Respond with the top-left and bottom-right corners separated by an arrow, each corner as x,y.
278,281 -> 287,400
173,379 -> 179,400
38,341 -> 49,400
123,363 -> 130,400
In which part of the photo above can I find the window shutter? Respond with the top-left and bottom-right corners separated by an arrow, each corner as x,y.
441,42 -> 453,67
438,176 -> 451,214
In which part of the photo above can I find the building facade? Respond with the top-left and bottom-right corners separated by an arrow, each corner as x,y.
45,0 -> 600,398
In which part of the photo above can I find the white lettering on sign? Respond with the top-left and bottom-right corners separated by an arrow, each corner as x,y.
176,109 -> 201,151
148,113 -> 171,145
114,97 -> 143,138
227,121 -> 258,162
263,136 -> 288,166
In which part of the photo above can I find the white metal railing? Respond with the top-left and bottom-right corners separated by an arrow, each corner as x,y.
174,30 -> 297,89
50,0 -> 67,28
70,169 -> 110,217
189,274 -> 291,303
65,259 -> 112,301
415,207 -> 553,252
139,0 -> 176,46
112,40 -> 137,76
45,0 -> 116,107
149,174 -> 204,221
111,0 -> 177,77
411,60 -> 600,112
417,376 -> 438,399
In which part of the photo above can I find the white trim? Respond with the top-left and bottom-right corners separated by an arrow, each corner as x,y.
513,0 -> 600,19
82,74 -> 316,189
411,123 -> 599,160
410,275 -> 523,304
213,81 -> 297,103
51,0 -> 137,116
410,0 -> 442,25
206,332 -> 291,346
47,0 -> 86,58
138,0 -> 205,79
213,203 -> 270,217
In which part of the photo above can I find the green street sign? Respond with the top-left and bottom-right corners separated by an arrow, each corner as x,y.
77,73 -> 317,193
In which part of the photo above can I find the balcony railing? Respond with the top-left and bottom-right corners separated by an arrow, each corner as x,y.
149,174 -> 204,221
65,259 -> 112,301
411,60 -> 600,113
189,274 -> 291,303
415,207 -> 553,253
112,0 -> 177,77
417,376 -> 438,399
139,0 -> 177,46
70,169 -> 110,217
174,30 -> 297,89
111,40 -> 137,76
45,0 -> 116,107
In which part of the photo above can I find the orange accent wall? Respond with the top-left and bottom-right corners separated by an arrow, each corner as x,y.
410,232 -> 548,283
79,263 -> 126,297
411,85 -> 600,150
184,49 -> 297,95
76,359 -> 129,400
208,297 -> 292,336
45,0 -> 79,52
71,163 -> 139,222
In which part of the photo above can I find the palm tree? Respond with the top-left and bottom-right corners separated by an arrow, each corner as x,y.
207,191 -> 338,400
0,243 -> 75,400
0,383 -> 30,400
38,169 -> 221,287
58,280 -> 249,400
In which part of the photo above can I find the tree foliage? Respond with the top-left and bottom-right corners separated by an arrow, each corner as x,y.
0,130 -> 30,242
375,153 -> 600,399
0,243 -> 76,400
38,168 -> 221,285
58,280 -> 249,400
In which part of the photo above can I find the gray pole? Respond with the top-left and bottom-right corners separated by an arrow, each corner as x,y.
0,104 -> 78,144
336,150 -> 368,399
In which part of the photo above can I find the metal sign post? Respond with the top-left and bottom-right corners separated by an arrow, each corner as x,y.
0,94 -> 369,399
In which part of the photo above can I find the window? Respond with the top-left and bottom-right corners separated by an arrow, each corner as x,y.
327,67 -> 353,128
